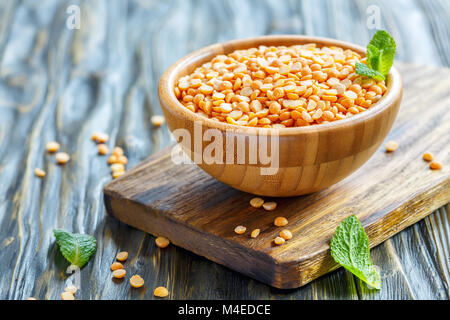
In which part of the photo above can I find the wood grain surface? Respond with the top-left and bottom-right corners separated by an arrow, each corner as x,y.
0,0 -> 449,300
105,62 -> 448,288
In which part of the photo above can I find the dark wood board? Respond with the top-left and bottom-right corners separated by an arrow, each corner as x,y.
104,63 -> 450,288
1,0 -> 449,300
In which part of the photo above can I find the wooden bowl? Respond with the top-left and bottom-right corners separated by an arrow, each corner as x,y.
158,35 -> 402,197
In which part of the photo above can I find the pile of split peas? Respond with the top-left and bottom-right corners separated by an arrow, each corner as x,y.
175,44 -> 387,128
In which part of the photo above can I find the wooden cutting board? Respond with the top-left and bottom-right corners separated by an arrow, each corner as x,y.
103,63 -> 450,289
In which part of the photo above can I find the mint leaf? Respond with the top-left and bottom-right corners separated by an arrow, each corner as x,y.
355,62 -> 385,81
366,44 -> 381,71
367,30 -> 396,76
53,229 -> 97,268
330,215 -> 381,289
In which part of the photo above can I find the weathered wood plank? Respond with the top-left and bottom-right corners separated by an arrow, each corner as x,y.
0,0 -> 448,299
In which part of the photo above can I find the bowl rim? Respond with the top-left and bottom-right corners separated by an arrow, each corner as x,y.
159,35 -> 402,136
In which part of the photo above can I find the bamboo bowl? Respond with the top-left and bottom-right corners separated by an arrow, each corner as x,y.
158,35 -> 402,197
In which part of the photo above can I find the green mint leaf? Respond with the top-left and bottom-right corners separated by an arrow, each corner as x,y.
330,215 -> 381,289
53,229 -> 97,268
366,44 -> 381,71
366,30 -> 396,76
355,62 -> 385,81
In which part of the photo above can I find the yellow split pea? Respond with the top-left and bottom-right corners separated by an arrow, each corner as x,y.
250,197 -> 264,208
108,155 -> 118,164
112,171 -> 124,179
55,152 -> 70,165
385,141 -> 398,152
97,144 -> 109,155
274,217 -> 288,227
430,161 -> 442,170
262,202 -> 277,211
154,286 -> 169,298
422,152 -> 433,162
234,226 -> 246,234
92,132 -> 109,143
110,262 -> 124,271
116,251 -> 128,262
112,147 -> 124,156
117,155 -> 128,165
130,275 -> 145,288
274,237 -> 285,246
155,236 -> 170,248
110,163 -> 125,172
175,44 -> 387,128
34,168 -> 46,178
46,141 -> 60,153
112,269 -> 127,279
61,291 -> 75,300
280,229 -> 293,240
251,229 -> 261,238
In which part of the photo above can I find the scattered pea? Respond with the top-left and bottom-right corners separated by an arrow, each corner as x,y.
262,202 -> 277,211
430,161 -> 442,170
110,262 -> 124,271
34,168 -> 46,178
112,269 -> 127,279
250,197 -> 264,208
110,163 -> 125,173
423,152 -> 434,162
250,229 -> 260,238
279,229 -> 293,240
46,141 -> 60,153
93,132 -> 109,144
274,237 -> 285,246
108,154 -> 118,164
155,236 -> 170,248
130,275 -> 145,288
91,132 -> 99,142
61,291 -> 75,300
112,147 -> 124,157
274,217 -> 288,227
97,144 -> 109,155
117,155 -> 128,165
234,226 -> 246,235
385,140 -> 398,152
116,251 -> 128,262
112,171 -> 124,179
153,286 -> 169,298
55,152 -> 70,165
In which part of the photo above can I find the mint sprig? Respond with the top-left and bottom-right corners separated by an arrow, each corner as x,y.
330,215 -> 381,289
355,62 -> 385,81
356,30 -> 396,81
54,229 -> 97,268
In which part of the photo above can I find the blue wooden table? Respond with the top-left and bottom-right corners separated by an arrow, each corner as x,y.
0,0 -> 448,300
